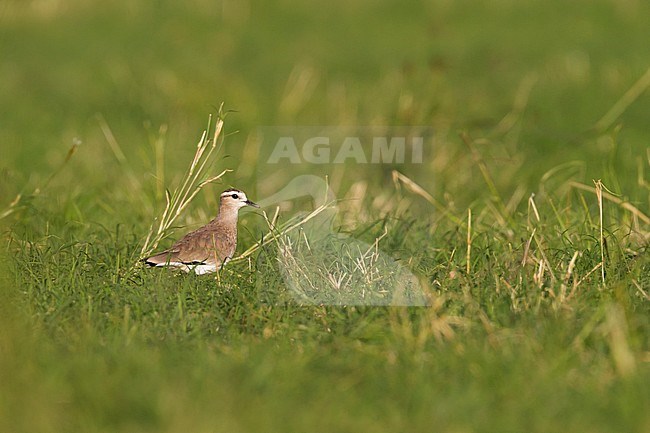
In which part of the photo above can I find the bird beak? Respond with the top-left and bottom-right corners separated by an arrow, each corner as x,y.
246,200 -> 260,208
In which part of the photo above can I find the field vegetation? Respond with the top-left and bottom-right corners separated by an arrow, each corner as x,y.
1,1 -> 649,431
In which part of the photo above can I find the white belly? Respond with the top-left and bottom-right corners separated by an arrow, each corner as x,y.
154,261 -> 218,275
191,264 -> 218,275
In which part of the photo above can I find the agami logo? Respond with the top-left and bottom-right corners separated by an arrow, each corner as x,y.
266,134 -> 426,165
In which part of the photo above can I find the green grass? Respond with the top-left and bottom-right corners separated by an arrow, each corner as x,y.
2,0 -> 650,432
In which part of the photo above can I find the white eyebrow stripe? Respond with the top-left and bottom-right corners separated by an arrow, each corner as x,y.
221,191 -> 247,200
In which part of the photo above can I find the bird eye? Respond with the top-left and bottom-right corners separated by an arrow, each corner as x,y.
231,194 -> 239,199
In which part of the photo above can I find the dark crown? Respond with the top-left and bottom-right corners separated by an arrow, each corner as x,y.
221,189 -> 243,196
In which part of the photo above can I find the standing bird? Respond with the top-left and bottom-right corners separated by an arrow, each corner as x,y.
143,189 -> 259,275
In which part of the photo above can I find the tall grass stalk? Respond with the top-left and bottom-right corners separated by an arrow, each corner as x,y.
594,179 -> 606,286
139,111 -> 230,261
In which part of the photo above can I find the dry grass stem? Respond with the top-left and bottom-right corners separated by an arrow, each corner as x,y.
569,181 -> 650,225
1,140 -> 79,221
392,170 -> 463,225
231,198 -> 337,263
594,180 -> 606,285
139,113 -> 230,261
466,208 -> 472,275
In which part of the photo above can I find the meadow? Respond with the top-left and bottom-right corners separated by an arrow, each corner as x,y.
1,0 -> 649,432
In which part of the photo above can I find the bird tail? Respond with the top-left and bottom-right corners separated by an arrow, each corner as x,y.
142,251 -> 173,267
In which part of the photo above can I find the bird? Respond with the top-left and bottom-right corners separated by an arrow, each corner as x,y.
143,189 -> 259,275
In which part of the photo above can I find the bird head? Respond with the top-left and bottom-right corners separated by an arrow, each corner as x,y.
220,189 -> 259,210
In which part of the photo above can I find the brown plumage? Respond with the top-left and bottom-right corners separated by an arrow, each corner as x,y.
144,189 -> 258,275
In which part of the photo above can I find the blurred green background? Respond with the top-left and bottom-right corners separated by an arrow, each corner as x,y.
1,1 -> 649,432
2,0 -> 650,198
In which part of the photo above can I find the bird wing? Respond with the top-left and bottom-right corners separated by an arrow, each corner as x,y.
146,226 -> 234,266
